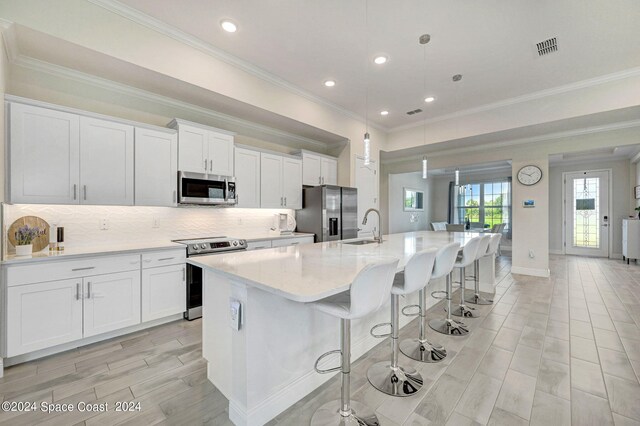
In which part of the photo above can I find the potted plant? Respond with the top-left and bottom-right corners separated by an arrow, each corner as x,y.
15,225 -> 43,256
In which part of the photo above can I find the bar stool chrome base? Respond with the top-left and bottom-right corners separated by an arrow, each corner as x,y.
448,304 -> 478,318
310,400 -> 379,426
429,318 -> 469,336
465,293 -> 493,305
399,339 -> 447,363
366,362 -> 423,396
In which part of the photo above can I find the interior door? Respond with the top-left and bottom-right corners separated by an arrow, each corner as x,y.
565,170 -> 610,257
355,156 -> 378,237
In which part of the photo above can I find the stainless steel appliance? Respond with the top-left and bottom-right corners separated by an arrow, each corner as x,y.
172,236 -> 247,320
295,185 -> 358,242
178,171 -> 237,205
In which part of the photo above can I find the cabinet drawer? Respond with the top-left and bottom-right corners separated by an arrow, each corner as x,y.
271,237 -> 314,248
6,254 -> 141,287
246,240 -> 272,251
141,249 -> 186,268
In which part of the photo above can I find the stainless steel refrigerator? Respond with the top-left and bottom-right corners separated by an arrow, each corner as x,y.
295,185 -> 358,242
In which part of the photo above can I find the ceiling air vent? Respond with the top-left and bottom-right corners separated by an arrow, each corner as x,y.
406,108 -> 423,115
536,37 -> 558,56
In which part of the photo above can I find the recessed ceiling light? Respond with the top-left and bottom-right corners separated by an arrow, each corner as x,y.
380,110 -> 389,116
374,55 -> 388,65
220,20 -> 237,33
324,80 -> 336,87
424,96 -> 435,103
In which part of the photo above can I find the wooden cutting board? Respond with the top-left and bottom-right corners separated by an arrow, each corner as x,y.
8,216 -> 51,252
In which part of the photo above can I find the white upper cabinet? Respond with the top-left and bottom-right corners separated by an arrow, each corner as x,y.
302,153 -> 322,186
171,120 -> 234,176
300,152 -> 338,186
260,153 -> 284,208
260,153 -> 302,209
9,103 -> 80,204
210,133 -> 234,177
79,117 -> 134,205
321,158 -> 338,185
135,128 -> 178,206
234,147 -> 261,208
282,157 -> 303,209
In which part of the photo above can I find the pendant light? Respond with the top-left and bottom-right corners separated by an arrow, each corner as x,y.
363,0 -> 371,165
420,33 -> 430,179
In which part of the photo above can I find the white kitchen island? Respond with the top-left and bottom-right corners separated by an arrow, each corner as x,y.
188,231 -> 496,426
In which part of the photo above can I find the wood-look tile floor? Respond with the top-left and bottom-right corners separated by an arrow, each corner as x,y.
2,254 -> 640,425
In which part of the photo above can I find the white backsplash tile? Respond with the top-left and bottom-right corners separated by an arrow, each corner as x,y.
3,204 -> 295,249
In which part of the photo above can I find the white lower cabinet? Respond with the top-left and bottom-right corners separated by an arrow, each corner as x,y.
6,279 -> 83,357
83,271 -> 141,338
4,251 -> 185,358
142,264 -> 186,322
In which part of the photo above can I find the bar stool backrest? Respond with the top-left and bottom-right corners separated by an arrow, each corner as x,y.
486,233 -> 502,256
350,259 -> 399,319
475,235 -> 492,260
457,236 -> 483,267
401,248 -> 439,294
431,242 -> 461,280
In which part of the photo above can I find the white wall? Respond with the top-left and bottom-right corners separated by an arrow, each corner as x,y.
388,172 -> 429,234
548,159 -> 631,257
3,204 -> 294,253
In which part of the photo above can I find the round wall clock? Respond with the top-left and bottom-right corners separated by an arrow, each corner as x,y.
517,165 -> 542,186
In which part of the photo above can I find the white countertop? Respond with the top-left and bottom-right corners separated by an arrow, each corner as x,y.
235,231 -> 314,242
2,241 -> 185,265
0,232 -> 315,265
189,231 -> 484,303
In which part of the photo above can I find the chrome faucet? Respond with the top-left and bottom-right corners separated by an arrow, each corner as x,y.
362,208 -> 383,243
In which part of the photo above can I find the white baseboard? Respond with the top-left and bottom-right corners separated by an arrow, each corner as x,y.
549,249 -> 564,255
511,266 -> 551,278
611,252 -> 623,260
3,314 -> 183,367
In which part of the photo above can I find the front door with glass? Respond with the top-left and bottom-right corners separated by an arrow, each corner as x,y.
564,170 -> 610,257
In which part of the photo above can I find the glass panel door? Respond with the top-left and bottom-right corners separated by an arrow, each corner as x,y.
565,170 -> 609,257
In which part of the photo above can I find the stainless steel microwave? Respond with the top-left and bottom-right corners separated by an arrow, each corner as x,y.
178,171 -> 237,206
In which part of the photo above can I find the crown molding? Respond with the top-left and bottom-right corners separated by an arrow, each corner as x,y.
381,119 -> 640,165
389,66 -> 640,134
12,54 -> 335,149
87,0 -> 387,133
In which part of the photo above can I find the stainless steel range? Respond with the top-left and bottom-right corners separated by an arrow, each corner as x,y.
173,236 -> 247,320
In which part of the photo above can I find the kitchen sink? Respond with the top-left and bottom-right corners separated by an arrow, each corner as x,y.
342,239 -> 378,245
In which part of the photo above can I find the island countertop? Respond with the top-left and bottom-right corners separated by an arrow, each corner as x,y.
188,231 -> 484,303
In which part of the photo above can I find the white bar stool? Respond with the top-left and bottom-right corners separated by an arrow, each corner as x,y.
450,235 -> 489,319
310,259 -> 399,426
466,233 -> 502,305
367,248 -> 438,396
400,242 -> 460,363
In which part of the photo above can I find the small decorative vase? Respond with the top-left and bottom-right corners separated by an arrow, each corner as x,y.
15,244 -> 33,256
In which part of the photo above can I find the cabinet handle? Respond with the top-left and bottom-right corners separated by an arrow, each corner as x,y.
280,197 -> 283,206
73,184 -> 77,200
173,190 -> 177,203
87,282 -> 92,299
322,177 -> 324,184
284,197 -> 287,206
76,283 -> 81,300
210,159 -> 213,172
143,259 -> 152,263
183,267 -> 186,282
83,185 -> 87,200
290,242 -> 299,245
130,260 -> 140,265
318,176 -> 321,184
72,266 -> 95,271
158,257 -> 175,261
204,159 -> 208,171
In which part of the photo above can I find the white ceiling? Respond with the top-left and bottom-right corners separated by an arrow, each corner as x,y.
118,0 -> 640,129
